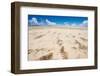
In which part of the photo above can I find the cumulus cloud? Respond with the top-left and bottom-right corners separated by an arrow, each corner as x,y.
29,18 -> 57,26
29,17 -> 38,25
46,19 -> 56,25
64,22 -> 78,27
64,22 -> 71,27
71,23 -> 78,27
64,20 -> 88,27
83,20 -> 88,24
32,17 -> 38,24
64,22 -> 70,25
80,20 -> 88,27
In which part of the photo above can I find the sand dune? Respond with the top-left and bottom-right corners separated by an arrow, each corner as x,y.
28,27 -> 88,61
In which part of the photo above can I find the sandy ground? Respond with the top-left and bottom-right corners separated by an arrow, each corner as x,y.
28,27 -> 88,61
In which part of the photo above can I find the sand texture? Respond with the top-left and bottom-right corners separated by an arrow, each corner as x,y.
28,27 -> 88,61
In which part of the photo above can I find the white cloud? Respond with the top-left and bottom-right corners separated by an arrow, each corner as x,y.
80,20 -> 88,27
83,20 -> 88,24
64,22 -> 77,27
29,18 -> 57,26
64,22 -> 70,25
31,17 -> 38,24
29,17 -> 38,25
46,19 -> 56,25
64,20 -> 88,27
64,22 -> 71,27
71,23 -> 78,27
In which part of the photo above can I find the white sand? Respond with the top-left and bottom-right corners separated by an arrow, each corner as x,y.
28,27 -> 88,61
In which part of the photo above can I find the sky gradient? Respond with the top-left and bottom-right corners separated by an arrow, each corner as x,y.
28,15 -> 88,27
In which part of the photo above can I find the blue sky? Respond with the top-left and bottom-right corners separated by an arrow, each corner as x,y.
28,15 -> 88,27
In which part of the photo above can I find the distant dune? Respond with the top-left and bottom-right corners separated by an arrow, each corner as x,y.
28,26 -> 88,61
